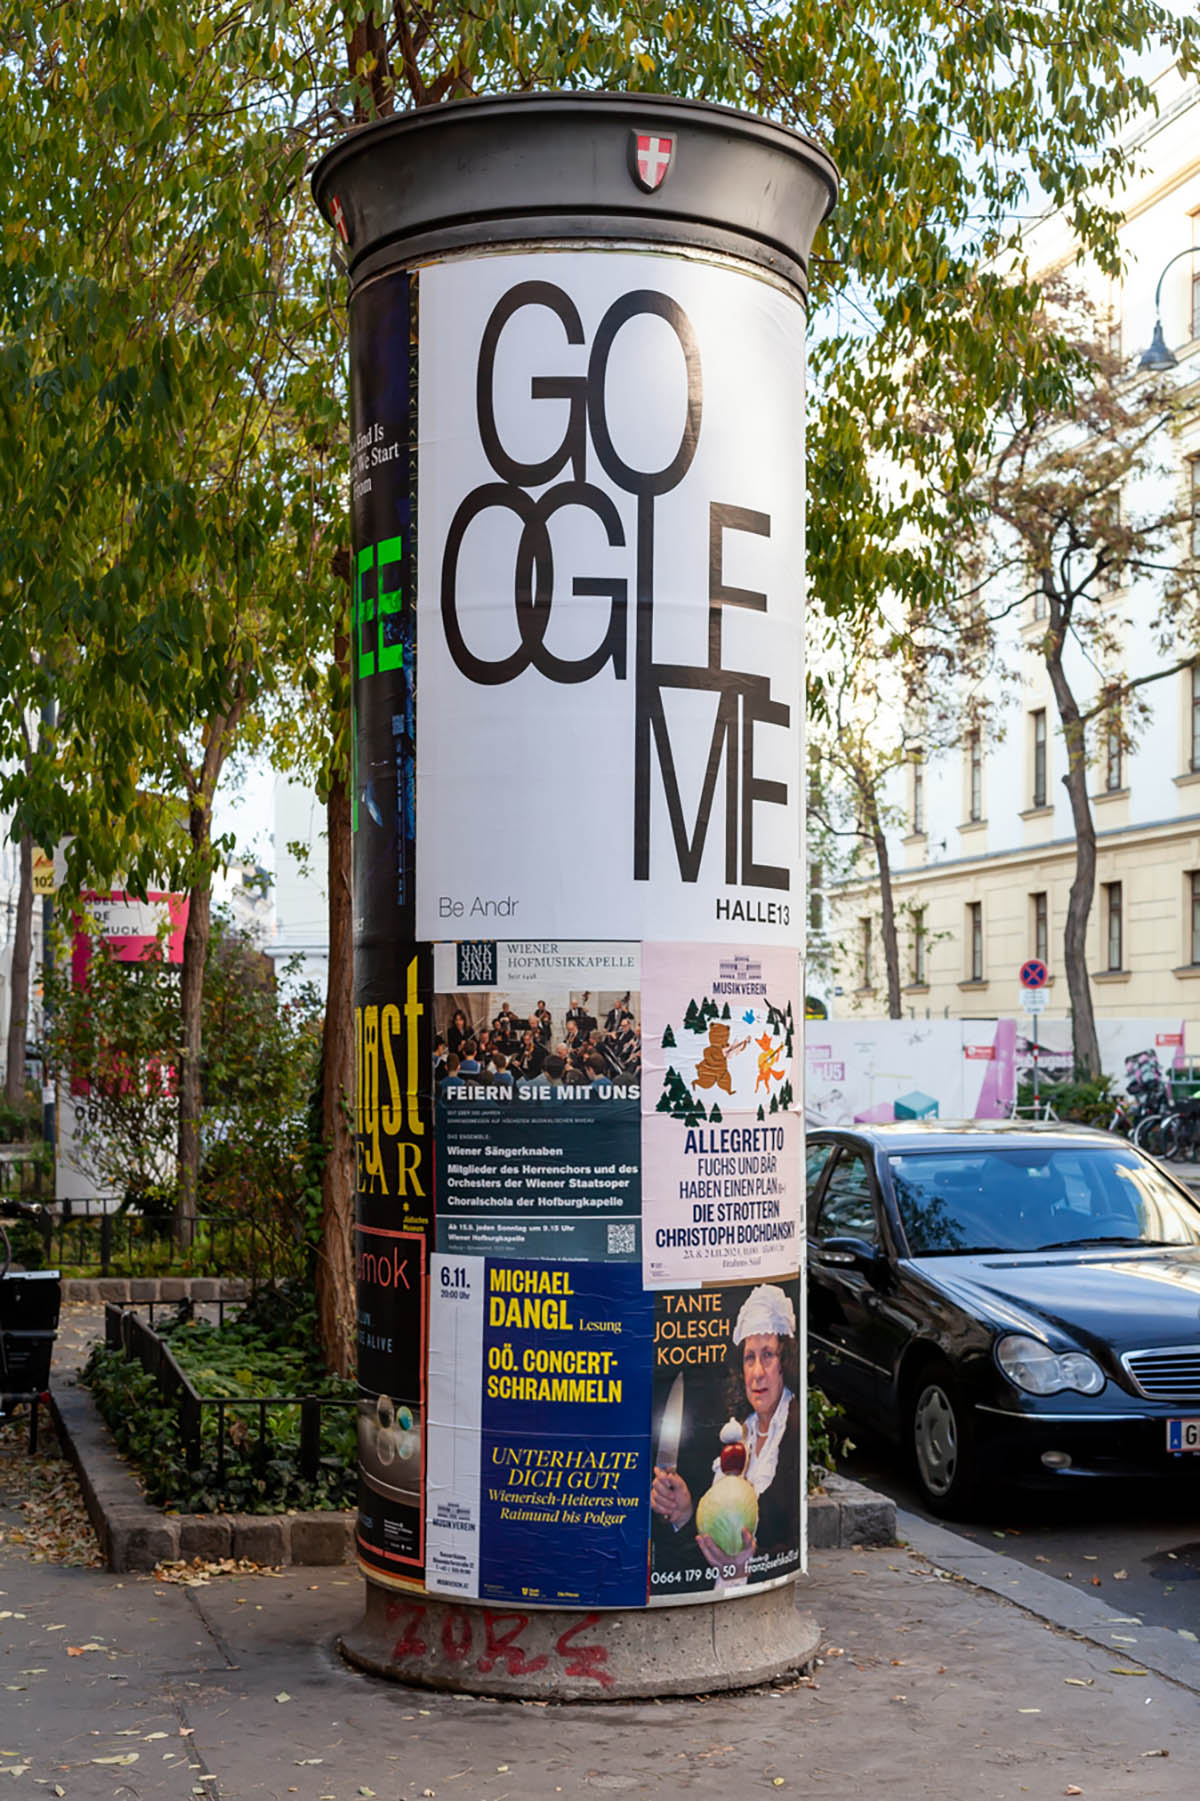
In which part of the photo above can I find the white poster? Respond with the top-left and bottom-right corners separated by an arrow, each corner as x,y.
416,250 -> 807,945
425,1254 -> 485,1598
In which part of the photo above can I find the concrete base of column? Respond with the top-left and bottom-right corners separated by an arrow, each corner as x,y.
339,1576 -> 820,1700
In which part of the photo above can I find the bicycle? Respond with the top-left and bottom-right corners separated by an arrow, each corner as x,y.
1126,1051 -> 1176,1154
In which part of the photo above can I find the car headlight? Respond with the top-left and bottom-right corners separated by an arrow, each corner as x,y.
996,1334 -> 1105,1396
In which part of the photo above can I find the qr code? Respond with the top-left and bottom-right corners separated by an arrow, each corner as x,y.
607,1222 -> 636,1256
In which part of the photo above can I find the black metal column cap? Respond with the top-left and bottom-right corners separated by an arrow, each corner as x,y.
312,90 -> 838,298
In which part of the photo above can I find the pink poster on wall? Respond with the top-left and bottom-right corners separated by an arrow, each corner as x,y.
71,891 -> 189,985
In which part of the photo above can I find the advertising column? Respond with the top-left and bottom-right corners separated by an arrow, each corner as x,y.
314,91 -> 836,1696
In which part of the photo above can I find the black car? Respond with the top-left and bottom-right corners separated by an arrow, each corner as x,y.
806,1122 -> 1200,1515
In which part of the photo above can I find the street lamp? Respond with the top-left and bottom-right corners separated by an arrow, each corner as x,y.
1138,245 -> 1200,369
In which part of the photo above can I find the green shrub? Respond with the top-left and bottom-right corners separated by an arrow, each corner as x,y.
1015,1074 -> 1112,1125
0,1093 -> 40,1144
808,1375 -> 851,1487
84,1297 -> 355,1514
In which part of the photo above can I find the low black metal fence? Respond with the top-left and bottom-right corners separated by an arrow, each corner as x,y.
22,1207 -> 304,1284
104,1303 -> 357,1485
0,1149 -> 46,1200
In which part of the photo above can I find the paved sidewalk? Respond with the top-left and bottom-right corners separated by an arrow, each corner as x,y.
0,1306 -> 1197,1799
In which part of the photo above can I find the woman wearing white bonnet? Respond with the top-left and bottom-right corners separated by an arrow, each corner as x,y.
650,1281 -> 800,1586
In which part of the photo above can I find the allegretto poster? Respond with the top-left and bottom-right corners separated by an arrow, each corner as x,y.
349,246 -> 806,1606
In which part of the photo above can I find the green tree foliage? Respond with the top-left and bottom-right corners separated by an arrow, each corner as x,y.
1,0 -> 1196,1365
46,930 -> 180,1207
196,918 -> 324,1229
0,1 -> 345,1241
965,293 -> 1200,1076
45,912 -> 322,1231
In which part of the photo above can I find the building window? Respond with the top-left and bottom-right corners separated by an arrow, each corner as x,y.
967,902 -> 983,982
967,730 -> 982,822
1104,881 -> 1123,972
1191,459 -> 1200,563
1191,665 -> 1200,774
1105,710 -> 1123,792
809,862 -> 824,933
1193,211 -> 1200,342
911,753 -> 925,834
859,917 -> 873,989
1032,584 -> 1048,623
911,908 -> 927,986
1032,891 -> 1049,967
1191,872 -> 1200,967
1031,709 -> 1047,808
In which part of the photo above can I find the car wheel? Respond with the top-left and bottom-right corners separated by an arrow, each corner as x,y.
909,1364 -> 977,1517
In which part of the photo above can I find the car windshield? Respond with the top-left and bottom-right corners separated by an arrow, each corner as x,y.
887,1146 -> 1200,1256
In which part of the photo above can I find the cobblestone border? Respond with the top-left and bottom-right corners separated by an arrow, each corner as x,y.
808,1472 -> 896,1548
50,1377 -> 354,1572
60,1277 -> 252,1303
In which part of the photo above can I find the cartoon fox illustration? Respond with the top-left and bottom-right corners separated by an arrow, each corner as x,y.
754,1031 -> 785,1094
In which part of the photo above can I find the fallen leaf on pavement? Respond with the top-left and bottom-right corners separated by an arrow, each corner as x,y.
1109,1668 -> 1150,1677
275,1693 -> 291,1704
1017,1708 -> 1041,1714
92,1754 -> 138,1766
1064,1679 -> 1094,1688
1113,1570 -> 1128,1580
1141,1749 -> 1169,1758
1065,1788 -> 1083,1796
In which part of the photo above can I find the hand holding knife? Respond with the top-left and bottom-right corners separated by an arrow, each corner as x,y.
650,1373 -> 693,1529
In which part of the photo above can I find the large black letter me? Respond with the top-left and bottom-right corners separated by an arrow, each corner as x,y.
440,279 -> 790,893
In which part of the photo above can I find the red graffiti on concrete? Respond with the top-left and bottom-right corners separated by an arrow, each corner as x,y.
383,1602 -> 612,1686
478,1611 -> 549,1676
441,1609 -> 472,1663
554,1614 -> 614,1687
385,1600 -> 428,1660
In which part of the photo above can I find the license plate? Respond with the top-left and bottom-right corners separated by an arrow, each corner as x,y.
1167,1418 -> 1200,1453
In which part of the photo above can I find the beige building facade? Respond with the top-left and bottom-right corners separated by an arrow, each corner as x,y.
826,64 -> 1200,1042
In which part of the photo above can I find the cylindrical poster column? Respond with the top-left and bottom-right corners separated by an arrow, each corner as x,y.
313,92 -> 837,1700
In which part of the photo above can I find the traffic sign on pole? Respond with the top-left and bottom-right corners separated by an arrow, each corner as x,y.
1019,958 -> 1049,989
1023,988 -> 1049,1013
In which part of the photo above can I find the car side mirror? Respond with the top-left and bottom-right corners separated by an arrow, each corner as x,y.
816,1235 -> 880,1271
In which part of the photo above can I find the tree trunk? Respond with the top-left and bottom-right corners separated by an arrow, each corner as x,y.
175,808 -> 212,1247
316,735 -> 356,1376
1046,650 -> 1101,1079
870,812 -> 904,1018
5,834 -> 33,1108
